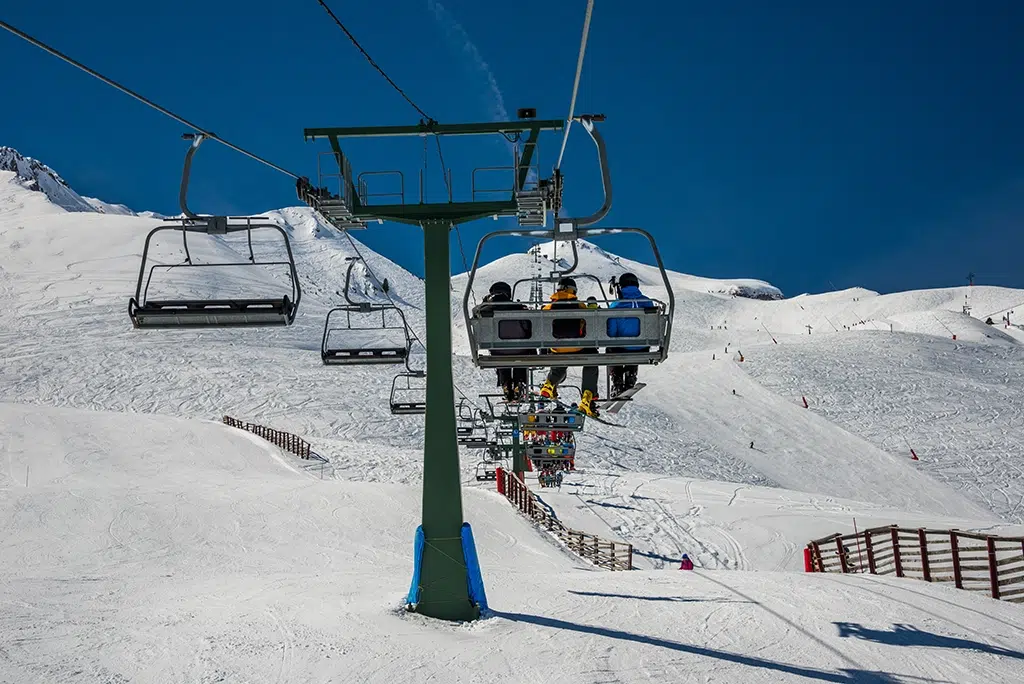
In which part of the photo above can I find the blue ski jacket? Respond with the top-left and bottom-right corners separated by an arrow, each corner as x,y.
607,285 -> 654,349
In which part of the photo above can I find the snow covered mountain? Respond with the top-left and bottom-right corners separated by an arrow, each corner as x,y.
3,150 -> 1024,682
0,146 -> 163,217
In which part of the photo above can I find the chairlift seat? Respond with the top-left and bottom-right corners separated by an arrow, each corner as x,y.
129,296 -> 295,328
458,437 -> 495,448
391,401 -> 427,415
322,347 -> 409,365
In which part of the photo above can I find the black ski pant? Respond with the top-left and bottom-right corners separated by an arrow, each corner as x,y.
607,346 -> 649,392
489,348 -> 534,388
546,348 -> 599,397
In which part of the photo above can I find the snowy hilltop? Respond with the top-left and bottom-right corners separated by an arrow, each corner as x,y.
0,146 -> 163,218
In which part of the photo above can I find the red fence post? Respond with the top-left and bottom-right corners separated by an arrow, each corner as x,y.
836,537 -> 850,573
865,531 -> 876,574
891,527 -> 904,578
496,467 -> 505,495
919,529 -> 931,582
803,547 -> 814,572
987,537 -> 1001,599
950,531 -> 963,589
811,542 -> 824,572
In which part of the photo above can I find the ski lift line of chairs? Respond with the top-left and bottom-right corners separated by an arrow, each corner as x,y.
129,134 -> 301,329
462,225 -> 675,369
321,256 -> 414,365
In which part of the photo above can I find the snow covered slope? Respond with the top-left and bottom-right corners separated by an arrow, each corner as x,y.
1,154 -> 1023,530
4,402 -> 1024,684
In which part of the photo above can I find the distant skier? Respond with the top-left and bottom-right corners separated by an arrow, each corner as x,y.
679,553 -> 694,570
606,272 -> 654,398
479,281 -> 533,401
538,277 -> 600,417
382,278 -> 390,294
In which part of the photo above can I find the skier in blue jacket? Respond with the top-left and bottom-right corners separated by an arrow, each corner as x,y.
606,272 -> 654,397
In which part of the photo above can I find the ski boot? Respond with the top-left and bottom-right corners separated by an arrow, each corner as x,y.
511,381 -> 528,402
577,389 -> 599,418
539,379 -> 558,400
502,380 -> 516,402
622,370 -> 638,392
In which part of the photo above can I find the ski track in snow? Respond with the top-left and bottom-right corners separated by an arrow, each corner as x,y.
744,333 -> 1024,524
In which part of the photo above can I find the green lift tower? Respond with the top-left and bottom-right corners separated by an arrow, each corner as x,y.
298,114 -> 563,621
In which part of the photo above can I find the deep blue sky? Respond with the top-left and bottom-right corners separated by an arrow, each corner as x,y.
2,1 -> 1023,296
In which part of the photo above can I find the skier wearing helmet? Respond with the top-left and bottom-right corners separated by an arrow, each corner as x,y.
607,272 -> 654,397
537,276 -> 600,417
480,280 -> 533,401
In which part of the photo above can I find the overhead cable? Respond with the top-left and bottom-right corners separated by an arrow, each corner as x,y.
0,19 -> 301,180
554,0 -> 595,171
314,0 -> 433,122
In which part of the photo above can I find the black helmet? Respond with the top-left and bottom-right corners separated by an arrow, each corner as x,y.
619,272 -> 639,289
557,277 -> 577,292
489,281 -> 512,298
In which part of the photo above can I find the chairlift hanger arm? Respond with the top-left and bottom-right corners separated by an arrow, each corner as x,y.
304,119 -> 564,140
572,115 -> 611,227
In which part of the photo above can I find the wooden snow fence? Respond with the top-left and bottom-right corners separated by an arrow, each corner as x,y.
807,525 -> 1024,603
222,416 -> 312,460
499,469 -> 633,571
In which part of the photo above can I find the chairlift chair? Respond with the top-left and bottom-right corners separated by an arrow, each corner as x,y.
128,133 -> 301,329
474,462 -> 498,482
462,115 -> 675,369
389,360 -> 427,415
321,257 -> 414,365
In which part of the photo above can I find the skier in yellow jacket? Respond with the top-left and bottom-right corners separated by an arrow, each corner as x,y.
537,277 -> 600,417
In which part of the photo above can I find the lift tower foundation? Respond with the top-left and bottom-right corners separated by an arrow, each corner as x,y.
299,117 -> 563,621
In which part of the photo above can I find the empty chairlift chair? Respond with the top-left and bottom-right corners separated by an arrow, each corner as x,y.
321,257 -> 414,365
128,134 -> 301,329
390,367 -> 427,415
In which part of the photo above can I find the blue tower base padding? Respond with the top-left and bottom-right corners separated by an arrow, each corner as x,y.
460,523 -> 488,612
406,523 -> 488,613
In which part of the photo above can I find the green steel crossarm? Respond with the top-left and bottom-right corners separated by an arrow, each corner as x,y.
351,201 -> 519,226
305,119 -> 564,140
